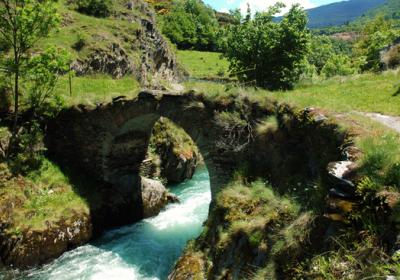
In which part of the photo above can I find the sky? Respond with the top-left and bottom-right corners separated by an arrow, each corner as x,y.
203,0 -> 342,14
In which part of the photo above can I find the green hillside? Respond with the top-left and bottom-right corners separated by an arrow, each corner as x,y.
305,0 -> 386,28
357,0 -> 400,23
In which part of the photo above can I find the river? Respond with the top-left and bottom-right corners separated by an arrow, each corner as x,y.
4,168 -> 211,280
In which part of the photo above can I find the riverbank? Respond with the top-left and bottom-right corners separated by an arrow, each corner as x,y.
1,168 -> 211,279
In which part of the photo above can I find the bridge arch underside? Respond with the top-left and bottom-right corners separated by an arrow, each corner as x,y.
102,95 -> 246,201
46,90 -> 346,228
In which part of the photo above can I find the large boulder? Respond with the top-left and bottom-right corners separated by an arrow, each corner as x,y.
140,176 -> 173,218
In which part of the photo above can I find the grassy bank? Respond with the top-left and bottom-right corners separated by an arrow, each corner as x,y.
177,50 -> 230,79
0,159 -> 89,233
183,69 -> 400,115
54,74 -> 140,106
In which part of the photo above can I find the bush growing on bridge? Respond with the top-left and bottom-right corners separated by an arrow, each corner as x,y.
222,3 -> 310,90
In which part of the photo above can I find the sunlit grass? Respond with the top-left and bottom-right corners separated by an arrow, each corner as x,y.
184,69 -> 400,116
177,50 -> 230,79
55,74 -> 141,106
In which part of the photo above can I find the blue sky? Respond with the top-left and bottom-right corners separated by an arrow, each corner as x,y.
203,0 -> 341,14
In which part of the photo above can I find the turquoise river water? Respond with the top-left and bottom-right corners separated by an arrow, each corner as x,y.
2,168 -> 211,280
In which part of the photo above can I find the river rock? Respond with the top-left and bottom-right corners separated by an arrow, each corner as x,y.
140,176 -> 170,218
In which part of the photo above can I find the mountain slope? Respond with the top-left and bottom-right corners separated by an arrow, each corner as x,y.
356,0 -> 400,22
305,0 -> 386,28
39,0 -> 182,85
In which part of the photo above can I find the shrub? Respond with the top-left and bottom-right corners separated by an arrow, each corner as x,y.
308,35 -> 335,73
76,0 -> 112,17
321,54 -> 358,78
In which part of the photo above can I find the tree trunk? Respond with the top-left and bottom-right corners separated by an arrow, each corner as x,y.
7,51 -> 19,159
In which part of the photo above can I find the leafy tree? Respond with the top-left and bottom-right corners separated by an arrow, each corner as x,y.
160,0 -> 220,51
308,35 -> 335,73
26,47 -> 70,118
0,0 -> 59,156
354,15 -> 399,71
222,3 -> 310,90
161,3 -> 197,48
308,35 -> 354,75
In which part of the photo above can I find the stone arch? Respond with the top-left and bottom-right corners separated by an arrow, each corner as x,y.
45,90 -> 244,204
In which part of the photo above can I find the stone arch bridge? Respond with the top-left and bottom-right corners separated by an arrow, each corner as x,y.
46,90 -> 347,224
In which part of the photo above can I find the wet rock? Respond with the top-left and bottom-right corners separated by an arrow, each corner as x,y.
140,176 -> 169,218
327,161 -> 357,196
329,187 -> 356,200
167,193 -> 180,204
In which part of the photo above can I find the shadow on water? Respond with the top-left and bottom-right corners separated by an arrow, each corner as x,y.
14,167 -> 211,280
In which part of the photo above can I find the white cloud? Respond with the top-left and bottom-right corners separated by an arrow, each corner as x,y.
239,0 -> 315,16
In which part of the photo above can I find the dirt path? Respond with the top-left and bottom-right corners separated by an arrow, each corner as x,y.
360,112 -> 400,133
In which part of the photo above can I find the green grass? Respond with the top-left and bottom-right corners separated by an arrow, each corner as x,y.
55,74 -> 140,106
0,159 -> 89,232
184,69 -> 400,116
177,50 -> 230,79
37,0 -> 142,62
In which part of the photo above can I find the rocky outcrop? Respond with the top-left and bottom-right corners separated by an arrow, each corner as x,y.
141,118 -> 199,184
68,0 -> 184,84
139,19 -> 184,86
71,44 -> 135,78
161,150 -> 197,184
